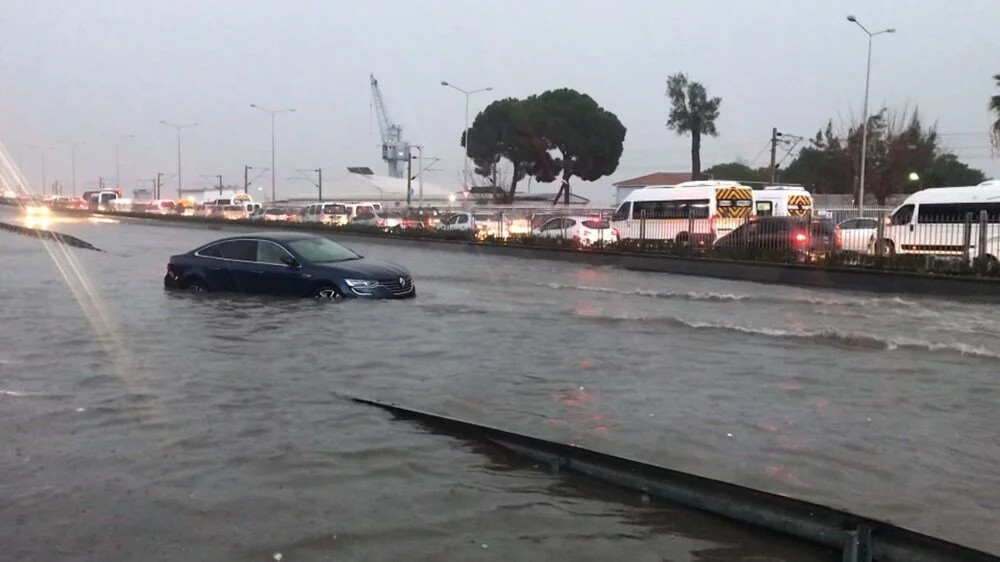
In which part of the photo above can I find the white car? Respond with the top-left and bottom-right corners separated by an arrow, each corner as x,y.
353,210 -> 403,230
838,217 -> 879,253
532,216 -> 619,245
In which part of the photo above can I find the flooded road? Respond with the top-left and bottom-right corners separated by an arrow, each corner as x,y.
3,212 -> 999,560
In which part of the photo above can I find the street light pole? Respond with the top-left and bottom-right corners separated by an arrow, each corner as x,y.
440,81 -> 493,189
159,121 -> 197,199
61,141 -> 85,197
847,15 -> 895,213
250,104 -> 295,202
28,145 -> 54,196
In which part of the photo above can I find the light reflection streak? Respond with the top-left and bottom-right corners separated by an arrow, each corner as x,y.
0,142 -> 140,393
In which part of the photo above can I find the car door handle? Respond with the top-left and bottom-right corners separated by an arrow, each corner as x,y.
209,266 -> 222,271
251,270 -> 264,275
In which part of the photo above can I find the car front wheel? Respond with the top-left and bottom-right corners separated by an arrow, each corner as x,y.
312,286 -> 343,301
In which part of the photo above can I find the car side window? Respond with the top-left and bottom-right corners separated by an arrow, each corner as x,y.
612,202 -> 631,221
840,219 -> 857,229
891,204 -> 914,226
198,243 -> 222,257
564,219 -> 576,228
217,240 -> 257,261
457,214 -> 469,224
257,241 -> 290,264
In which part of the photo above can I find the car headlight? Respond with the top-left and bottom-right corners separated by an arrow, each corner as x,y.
344,279 -> 379,290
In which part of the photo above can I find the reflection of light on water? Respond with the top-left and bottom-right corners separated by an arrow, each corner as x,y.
87,216 -> 118,224
23,215 -> 52,230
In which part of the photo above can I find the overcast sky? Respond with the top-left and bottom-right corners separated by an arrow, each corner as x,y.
1,0 -> 998,204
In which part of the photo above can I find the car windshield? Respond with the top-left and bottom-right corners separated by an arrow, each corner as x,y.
323,204 -> 347,214
287,237 -> 360,263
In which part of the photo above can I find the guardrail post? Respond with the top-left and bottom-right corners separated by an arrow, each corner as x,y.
875,213 -> 885,257
639,210 -> 647,249
963,212 -> 974,263
842,524 -> 872,562
978,209 -> 988,259
687,208 -> 695,247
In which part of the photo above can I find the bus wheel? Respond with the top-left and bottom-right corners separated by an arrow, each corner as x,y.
876,239 -> 895,257
976,254 -> 1000,275
675,232 -> 689,246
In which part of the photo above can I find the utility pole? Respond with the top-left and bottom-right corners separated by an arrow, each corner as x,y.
412,145 -> 424,205
406,156 -> 413,206
156,172 -> 164,199
159,121 -> 198,199
244,165 -> 250,194
316,168 -> 322,201
769,128 -> 782,184
217,174 -> 223,197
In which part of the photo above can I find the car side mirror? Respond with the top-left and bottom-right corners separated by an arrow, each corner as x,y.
281,256 -> 301,268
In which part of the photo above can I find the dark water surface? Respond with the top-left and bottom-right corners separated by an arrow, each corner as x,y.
3,212 -> 998,560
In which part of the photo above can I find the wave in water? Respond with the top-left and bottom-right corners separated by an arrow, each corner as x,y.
575,312 -> 1000,360
540,282 -> 896,308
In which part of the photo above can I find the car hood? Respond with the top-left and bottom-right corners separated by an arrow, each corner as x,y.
314,257 -> 410,280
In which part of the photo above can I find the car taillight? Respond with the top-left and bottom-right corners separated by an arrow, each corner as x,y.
835,226 -> 843,248
376,219 -> 385,227
612,228 -> 620,238
793,232 -> 808,243
710,215 -> 717,238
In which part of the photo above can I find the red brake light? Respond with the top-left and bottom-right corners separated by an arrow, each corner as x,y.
794,232 -> 808,243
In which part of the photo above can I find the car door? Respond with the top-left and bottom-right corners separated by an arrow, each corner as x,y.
191,243 -> 237,291
253,240 -> 309,296
215,239 -> 259,293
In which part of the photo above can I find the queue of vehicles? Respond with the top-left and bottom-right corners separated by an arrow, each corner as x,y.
21,178 -> 1000,265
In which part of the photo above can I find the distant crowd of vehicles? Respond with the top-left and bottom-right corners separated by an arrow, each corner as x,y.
13,178 -> 1000,266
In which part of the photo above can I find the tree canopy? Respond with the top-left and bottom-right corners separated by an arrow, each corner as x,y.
461,89 -> 625,204
703,162 -> 768,184
781,107 -> 986,204
665,73 -> 722,179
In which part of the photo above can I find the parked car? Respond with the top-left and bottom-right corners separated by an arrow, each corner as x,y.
714,217 -> 841,257
532,216 -> 619,245
838,217 -> 879,254
353,210 -> 404,231
164,232 -> 415,299
259,207 -> 294,222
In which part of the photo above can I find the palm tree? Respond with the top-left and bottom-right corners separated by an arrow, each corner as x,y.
666,73 -> 722,179
991,74 -> 1000,153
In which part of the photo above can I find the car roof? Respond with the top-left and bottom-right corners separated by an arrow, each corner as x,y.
214,232 -> 320,243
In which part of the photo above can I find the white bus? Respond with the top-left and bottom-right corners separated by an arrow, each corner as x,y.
879,180 -> 1000,262
610,181 -> 754,244
752,186 -> 813,217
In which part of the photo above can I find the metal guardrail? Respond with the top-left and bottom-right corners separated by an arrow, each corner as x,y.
354,397 -> 1000,562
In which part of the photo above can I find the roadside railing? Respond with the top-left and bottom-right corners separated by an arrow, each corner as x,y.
26,204 -> 1000,278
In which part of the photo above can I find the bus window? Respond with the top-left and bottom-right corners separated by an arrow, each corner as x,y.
756,201 -> 773,217
890,204 -> 914,226
612,202 -> 631,221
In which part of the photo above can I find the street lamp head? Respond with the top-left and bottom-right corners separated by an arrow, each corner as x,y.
484,87 -> 494,91
250,103 -> 258,108
908,172 -> 920,181
847,15 -> 857,22
440,81 -> 449,86
886,28 -> 896,33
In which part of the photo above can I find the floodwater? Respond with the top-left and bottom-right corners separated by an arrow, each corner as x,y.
3,210 -> 999,560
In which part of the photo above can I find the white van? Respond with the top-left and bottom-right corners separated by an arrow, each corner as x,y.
610,181 -> 754,244
879,180 -> 1000,262
301,202 -> 350,225
752,186 -> 813,217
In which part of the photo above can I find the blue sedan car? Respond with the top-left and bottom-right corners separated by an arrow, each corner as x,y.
164,232 -> 415,299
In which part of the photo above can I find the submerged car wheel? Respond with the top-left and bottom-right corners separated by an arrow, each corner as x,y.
313,286 -> 343,301
185,278 -> 208,292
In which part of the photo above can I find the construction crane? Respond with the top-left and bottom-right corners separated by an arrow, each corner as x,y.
369,74 -> 409,179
